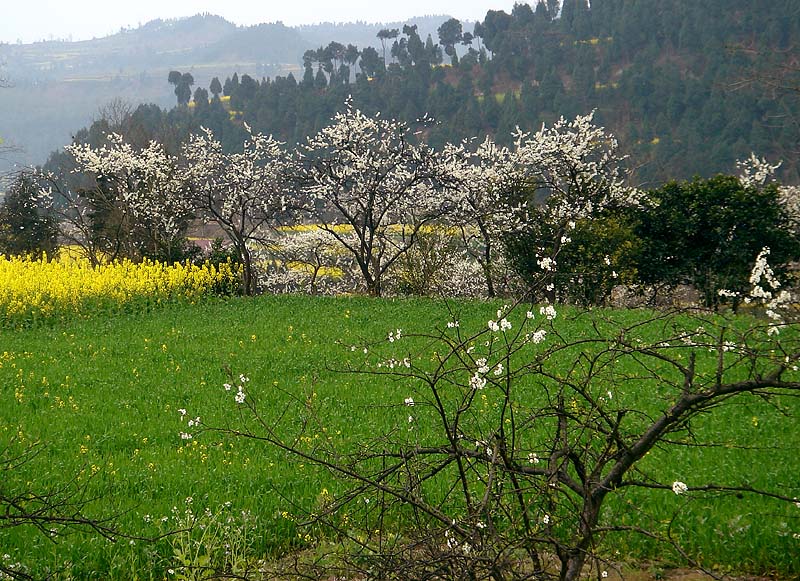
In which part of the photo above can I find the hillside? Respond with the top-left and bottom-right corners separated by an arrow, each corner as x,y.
184,0 -> 797,186
0,13 -> 455,173
5,1 -> 800,187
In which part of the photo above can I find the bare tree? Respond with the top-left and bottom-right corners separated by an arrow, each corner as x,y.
191,253 -> 800,581
0,69 -> 20,163
0,436 -> 123,580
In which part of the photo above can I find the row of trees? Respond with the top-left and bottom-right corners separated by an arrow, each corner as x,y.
5,102 -> 799,306
145,0 -> 799,186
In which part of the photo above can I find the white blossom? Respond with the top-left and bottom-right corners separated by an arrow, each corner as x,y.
537,257 -> 556,272
530,330 -> 547,344
540,305 -> 557,320
470,373 -> 487,391
672,481 -> 688,495
737,153 -> 781,188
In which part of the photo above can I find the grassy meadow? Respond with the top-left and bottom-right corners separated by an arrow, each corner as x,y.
1,289 -> 799,578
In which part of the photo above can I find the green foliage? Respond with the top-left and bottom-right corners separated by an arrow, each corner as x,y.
634,175 -> 800,308
506,211 -> 640,305
168,70 -> 195,107
0,172 -> 58,257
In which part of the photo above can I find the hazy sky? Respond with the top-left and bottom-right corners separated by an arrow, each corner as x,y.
1,1 -> 522,44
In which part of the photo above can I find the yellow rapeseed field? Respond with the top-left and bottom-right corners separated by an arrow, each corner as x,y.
0,254 -> 240,327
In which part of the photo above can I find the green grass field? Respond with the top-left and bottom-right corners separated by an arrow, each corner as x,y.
1,296 -> 798,579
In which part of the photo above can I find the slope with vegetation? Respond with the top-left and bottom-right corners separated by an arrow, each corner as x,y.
53,0 -> 796,187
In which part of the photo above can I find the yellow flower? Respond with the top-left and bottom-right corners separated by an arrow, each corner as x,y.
0,255 -> 240,326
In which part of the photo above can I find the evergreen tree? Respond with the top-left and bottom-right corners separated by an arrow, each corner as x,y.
0,172 -> 58,257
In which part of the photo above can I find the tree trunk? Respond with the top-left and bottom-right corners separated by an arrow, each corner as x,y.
240,243 -> 255,296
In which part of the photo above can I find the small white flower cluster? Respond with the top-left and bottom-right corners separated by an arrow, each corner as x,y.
224,374 -> 249,404
488,316 -> 512,333
672,481 -> 688,495
537,256 -> 556,272
470,373 -> 488,391
525,329 -> 547,344
540,305 -> 557,320
178,408 -> 199,440
378,357 -> 411,369
388,329 -> 402,343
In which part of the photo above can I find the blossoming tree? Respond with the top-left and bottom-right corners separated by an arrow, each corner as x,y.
49,134 -> 193,264
506,111 -> 641,301
298,100 -> 458,296
182,125 -> 293,295
444,137 -> 523,297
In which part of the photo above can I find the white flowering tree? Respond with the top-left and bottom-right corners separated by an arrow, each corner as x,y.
507,111 -> 641,301
46,134 -> 193,265
182,125 -> 293,295
261,227 -> 355,295
299,101 -> 458,297
443,137 -> 524,297
738,152 -> 800,231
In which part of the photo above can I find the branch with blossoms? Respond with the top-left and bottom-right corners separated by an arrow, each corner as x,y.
185,279 -> 800,580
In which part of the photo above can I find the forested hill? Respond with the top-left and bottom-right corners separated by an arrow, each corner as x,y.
50,0 -> 799,186
0,14 -> 450,173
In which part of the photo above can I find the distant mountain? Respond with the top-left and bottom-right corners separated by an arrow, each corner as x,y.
0,15 -> 304,82
36,0 -> 799,189
0,13 -> 456,173
296,16 -> 465,51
